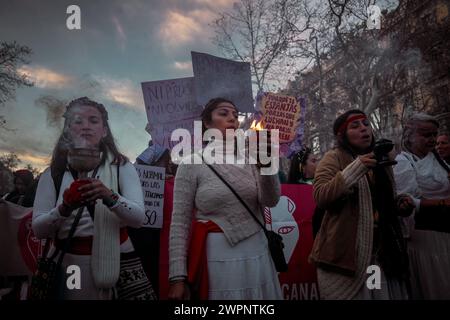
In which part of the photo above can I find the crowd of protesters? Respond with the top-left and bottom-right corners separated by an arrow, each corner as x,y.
1,96 -> 449,300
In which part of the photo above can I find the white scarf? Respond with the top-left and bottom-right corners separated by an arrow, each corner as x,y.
90,152 -> 121,289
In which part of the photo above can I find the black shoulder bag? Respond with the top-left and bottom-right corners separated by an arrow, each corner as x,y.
204,163 -> 288,272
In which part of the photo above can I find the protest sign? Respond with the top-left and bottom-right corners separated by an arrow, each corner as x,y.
134,164 -> 166,229
256,92 -> 305,157
257,92 -> 302,143
141,77 -> 202,149
191,51 -> 254,113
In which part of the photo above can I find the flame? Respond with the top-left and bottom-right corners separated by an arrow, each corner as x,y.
250,120 -> 264,131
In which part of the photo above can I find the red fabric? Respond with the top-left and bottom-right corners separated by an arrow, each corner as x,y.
55,227 -> 129,255
337,114 -> 367,135
63,179 -> 91,206
275,184 -> 319,300
18,210 -> 47,273
158,177 -> 174,299
187,220 -> 222,300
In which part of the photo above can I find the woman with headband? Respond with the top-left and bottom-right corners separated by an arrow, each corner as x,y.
309,109 -> 413,300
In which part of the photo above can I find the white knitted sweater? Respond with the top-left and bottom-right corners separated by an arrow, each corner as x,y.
168,153 -> 281,280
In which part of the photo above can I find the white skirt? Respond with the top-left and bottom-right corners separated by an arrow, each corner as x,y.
206,229 -> 283,300
407,229 -> 450,299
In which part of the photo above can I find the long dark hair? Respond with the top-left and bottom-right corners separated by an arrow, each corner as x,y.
288,147 -> 312,183
333,109 -> 375,156
201,97 -> 237,134
50,97 -> 128,182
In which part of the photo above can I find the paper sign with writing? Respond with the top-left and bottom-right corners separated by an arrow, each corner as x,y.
191,51 -> 254,113
258,92 -> 302,143
141,77 -> 202,149
134,164 -> 166,229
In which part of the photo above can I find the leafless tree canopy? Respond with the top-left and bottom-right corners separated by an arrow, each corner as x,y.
214,0 -> 446,153
0,41 -> 34,128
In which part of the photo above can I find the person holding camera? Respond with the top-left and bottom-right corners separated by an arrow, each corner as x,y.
309,109 -> 413,300
168,98 -> 282,300
393,113 -> 450,299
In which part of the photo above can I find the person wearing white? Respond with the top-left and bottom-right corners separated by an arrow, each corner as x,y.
168,98 -> 282,300
32,97 -> 149,300
393,113 -> 450,299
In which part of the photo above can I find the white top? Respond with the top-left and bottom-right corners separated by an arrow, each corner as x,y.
393,151 -> 450,238
169,151 -> 280,280
394,151 -> 450,208
32,162 -> 145,241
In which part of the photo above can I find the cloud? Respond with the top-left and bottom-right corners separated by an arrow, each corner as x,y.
159,10 -> 203,47
192,0 -> 235,7
173,61 -> 192,71
111,15 -> 127,51
0,147 -> 51,172
17,65 -> 74,89
158,8 -> 222,49
83,75 -> 145,111
16,152 -> 50,171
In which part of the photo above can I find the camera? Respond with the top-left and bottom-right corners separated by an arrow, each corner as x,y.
373,138 -> 397,166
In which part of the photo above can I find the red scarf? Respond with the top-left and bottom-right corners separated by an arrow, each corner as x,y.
187,220 -> 223,300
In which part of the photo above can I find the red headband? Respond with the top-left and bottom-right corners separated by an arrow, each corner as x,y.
338,114 -> 367,135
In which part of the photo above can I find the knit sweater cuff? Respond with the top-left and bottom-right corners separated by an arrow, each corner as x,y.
341,157 -> 369,189
169,260 -> 187,280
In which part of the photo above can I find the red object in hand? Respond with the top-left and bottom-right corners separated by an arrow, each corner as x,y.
63,179 -> 91,208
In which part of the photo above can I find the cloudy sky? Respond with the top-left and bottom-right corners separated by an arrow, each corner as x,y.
0,0 -> 235,170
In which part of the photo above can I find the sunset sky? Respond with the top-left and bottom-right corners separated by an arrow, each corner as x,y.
0,0 -> 236,171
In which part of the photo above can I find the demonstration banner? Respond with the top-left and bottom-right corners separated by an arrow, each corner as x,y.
191,51 -> 254,113
135,164 -> 166,229
157,184 -> 319,300
256,92 -> 305,157
0,201 -> 41,276
141,77 -> 203,149
264,184 -> 319,300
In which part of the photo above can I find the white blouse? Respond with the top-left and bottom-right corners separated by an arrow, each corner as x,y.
394,151 -> 450,209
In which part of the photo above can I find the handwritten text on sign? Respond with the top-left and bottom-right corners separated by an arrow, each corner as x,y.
260,93 -> 302,143
141,77 -> 202,149
134,164 -> 166,229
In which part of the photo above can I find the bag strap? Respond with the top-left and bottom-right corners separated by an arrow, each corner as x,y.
48,166 -> 99,262
203,161 -> 267,232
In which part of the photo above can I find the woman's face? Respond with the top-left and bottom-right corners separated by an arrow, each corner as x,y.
302,154 -> 317,179
14,177 -> 27,195
410,121 -> 438,157
68,105 -> 106,148
344,115 -> 373,152
436,135 -> 450,160
204,102 -> 239,138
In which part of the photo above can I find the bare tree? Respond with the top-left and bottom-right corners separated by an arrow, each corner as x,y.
0,152 -> 21,171
213,0 -> 313,92
0,41 -> 34,128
